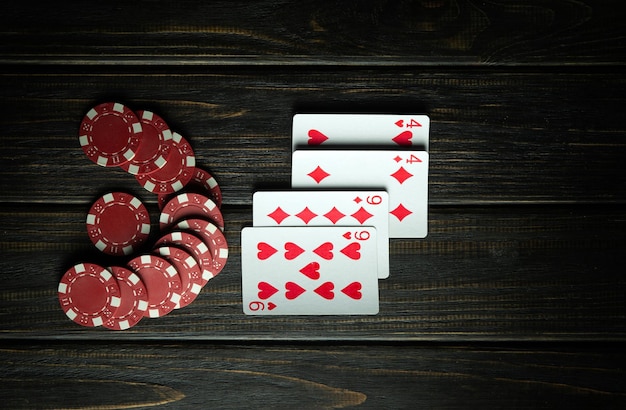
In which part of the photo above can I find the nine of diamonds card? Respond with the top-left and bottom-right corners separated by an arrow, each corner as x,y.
253,190 -> 390,279
241,226 -> 379,315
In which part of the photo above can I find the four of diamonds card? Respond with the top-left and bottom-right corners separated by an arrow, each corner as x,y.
241,114 -> 430,315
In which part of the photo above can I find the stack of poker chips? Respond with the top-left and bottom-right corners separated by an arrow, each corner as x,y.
58,102 -> 228,330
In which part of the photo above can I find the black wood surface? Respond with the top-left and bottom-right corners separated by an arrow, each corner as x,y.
1,1 -> 625,408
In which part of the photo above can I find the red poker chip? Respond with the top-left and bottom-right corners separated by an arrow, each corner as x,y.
135,132 -> 195,194
175,218 -> 228,278
58,263 -> 122,327
154,246 -> 203,309
154,231 -> 213,286
120,110 -> 173,175
158,167 -> 222,210
127,254 -> 182,318
102,266 -> 149,330
78,102 -> 142,167
159,192 -> 224,232
86,192 -> 151,256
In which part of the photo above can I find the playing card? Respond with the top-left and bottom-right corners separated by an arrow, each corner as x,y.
292,114 -> 430,151
291,150 -> 429,238
253,190 -> 390,278
241,226 -> 379,315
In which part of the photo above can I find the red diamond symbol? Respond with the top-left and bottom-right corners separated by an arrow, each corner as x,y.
323,207 -> 346,224
390,204 -> 413,221
295,207 -> 318,224
267,206 -> 290,224
390,166 -> 413,184
353,196 -> 362,204
351,207 -> 374,224
307,166 -> 330,184
394,155 -> 403,163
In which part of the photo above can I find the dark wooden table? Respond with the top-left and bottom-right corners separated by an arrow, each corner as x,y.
2,1 -> 626,408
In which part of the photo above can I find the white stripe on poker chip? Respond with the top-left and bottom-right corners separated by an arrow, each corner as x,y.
87,108 -> 97,120
113,103 -> 124,113
138,300 -> 148,311
154,155 -> 167,168
103,193 -> 114,203
171,232 -> 183,241
162,129 -> 172,140
130,197 -> 141,209
170,293 -> 181,304
207,177 -> 218,189
58,282 -> 67,293
97,156 -> 107,166
219,248 -> 229,258
142,111 -> 154,121
166,265 -> 178,277
191,283 -> 202,295
148,308 -> 159,317
110,296 -> 121,308
92,317 -> 103,327
186,156 -> 195,167
123,149 -> 136,160
100,269 -> 112,281
129,273 -> 140,286
142,181 -> 156,191
196,242 -> 209,254
96,240 -> 107,252
185,255 -> 197,267
65,309 -> 77,320
79,135 -> 88,146
118,320 -> 130,330
86,214 -> 96,225
159,213 -> 171,224
132,122 -> 142,134
140,224 -> 150,234
123,245 -> 133,255
141,254 -> 151,264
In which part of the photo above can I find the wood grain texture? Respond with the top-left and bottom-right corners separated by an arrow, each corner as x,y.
2,343 -> 625,409
1,0 -> 625,406
1,0 -> 624,66
2,204 -> 624,341
1,68 -> 625,205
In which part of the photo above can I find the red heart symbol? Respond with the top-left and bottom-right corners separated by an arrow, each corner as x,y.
308,129 -> 329,145
313,242 -> 333,260
392,130 -> 413,146
341,282 -> 362,300
340,242 -> 361,260
299,262 -> 320,280
314,282 -> 334,300
285,281 -> 306,300
342,231 -> 351,240
258,281 -> 278,299
395,119 -> 404,127
267,302 -> 277,310
284,242 -> 305,260
257,242 -> 278,260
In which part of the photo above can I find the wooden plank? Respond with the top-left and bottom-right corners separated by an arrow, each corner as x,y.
1,204 -> 624,341
1,342 -> 625,408
1,1 -> 624,66
1,69 -> 625,205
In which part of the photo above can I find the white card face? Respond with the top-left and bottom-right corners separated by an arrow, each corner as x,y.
253,190 -> 390,279
292,114 -> 430,152
291,150 -> 429,238
241,226 -> 379,315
